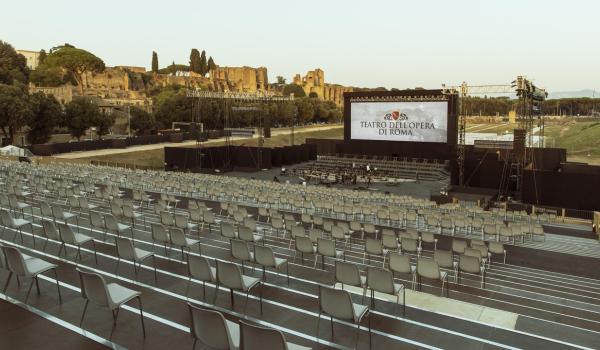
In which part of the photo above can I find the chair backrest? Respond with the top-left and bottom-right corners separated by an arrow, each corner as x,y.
470,239 -> 485,247
104,214 -> 119,231
175,213 -> 189,228
77,269 -> 110,308
308,228 -> 322,243
216,260 -> 243,290
188,303 -> 234,350
0,210 -> 14,227
161,211 -> 174,226
56,222 -> 76,244
271,217 -> 284,229
401,237 -> 418,252
42,220 -> 60,240
389,253 -> 412,274
244,217 -> 257,231
365,238 -> 383,255
221,223 -> 236,239
319,285 -> 354,321
335,261 -> 362,287
433,250 -> 454,269
488,241 -> 505,254
187,255 -> 214,282
464,247 -> 482,261
230,239 -> 252,262
331,226 -> 345,239
459,254 -> 482,274
116,237 -> 136,260
417,258 -> 441,280
203,211 -> 215,224
151,223 -> 169,243
382,233 -> 397,248
90,211 -> 104,229
238,226 -> 254,241
254,245 -> 276,268
239,320 -> 287,350
451,239 -> 467,254
290,225 -> 305,239
2,246 -> 27,276
367,266 -> 395,294
295,236 -> 314,254
421,232 -> 435,243
40,202 -> 53,217
317,238 -> 336,257
169,228 -> 187,246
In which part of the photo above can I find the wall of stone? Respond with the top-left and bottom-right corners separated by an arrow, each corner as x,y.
209,66 -> 268,92
293,68 -> 353,106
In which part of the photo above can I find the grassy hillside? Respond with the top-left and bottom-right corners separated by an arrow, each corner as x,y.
544,120 -> 600,162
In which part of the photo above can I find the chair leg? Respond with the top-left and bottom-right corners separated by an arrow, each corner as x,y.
92,240 -> 98,265
330,316 -> 334,338
153,255 -> 158,282
3,272 -> 13,293
54,269 -> 62,303
25,278 -> 35,303
316,311 -> 321,341
138,296 -> 146,338
80,299 -> 89,326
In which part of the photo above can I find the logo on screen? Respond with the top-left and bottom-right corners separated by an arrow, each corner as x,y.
384,111 -> 407,121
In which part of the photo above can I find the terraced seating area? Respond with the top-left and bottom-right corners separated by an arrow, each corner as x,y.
297,155 -> 451,182
1,160 -> 599,349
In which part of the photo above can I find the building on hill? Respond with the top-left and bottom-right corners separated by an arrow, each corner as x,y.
17,49 -> 41,70
209,66 -> 268,92
293,68 -> 353,106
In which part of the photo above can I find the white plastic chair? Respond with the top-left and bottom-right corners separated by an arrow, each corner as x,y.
2,245 -> 62,304
77,269 -> 145,337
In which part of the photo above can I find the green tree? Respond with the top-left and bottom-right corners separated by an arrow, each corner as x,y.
0,84 -> 31,144
27,92 -> 62,144
282,84 -> 306,97
151,51 -> 158,73
295,98 -> 315,123
95,111 -> 116,139
64,97 -> 101,140
308,91 -> 318,98
276,76 -> 286,84
45,46 -> 105,94
207,56 -> 217,72
153,89 -> 193,128
130,106 -> 156,135
189,49 -> 202,74
29,64 -> 65,87
199,50 -> 208,76
38,49 -> 47,65
0,41 -> 29,85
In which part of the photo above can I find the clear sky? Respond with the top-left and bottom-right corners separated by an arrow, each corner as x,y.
1,0 -> 598,92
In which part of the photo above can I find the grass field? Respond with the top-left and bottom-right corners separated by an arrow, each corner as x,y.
74,126 -> 344,169
53,118 -> 600,167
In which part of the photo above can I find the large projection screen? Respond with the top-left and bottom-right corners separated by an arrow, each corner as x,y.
350,101 -> 448,143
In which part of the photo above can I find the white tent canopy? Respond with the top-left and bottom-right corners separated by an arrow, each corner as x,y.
0,145 -> 33,157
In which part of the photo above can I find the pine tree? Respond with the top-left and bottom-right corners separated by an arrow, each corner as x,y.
38,49 -> 47,65
207,56 -> 216,72
151,51 -> 158,73
199,50 -> 208,76
189,49 -> 201,74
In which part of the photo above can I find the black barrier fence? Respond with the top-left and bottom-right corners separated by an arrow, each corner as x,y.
164,144 -> 317,173
29,130 -> 227,156
522,168 -> 600,212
